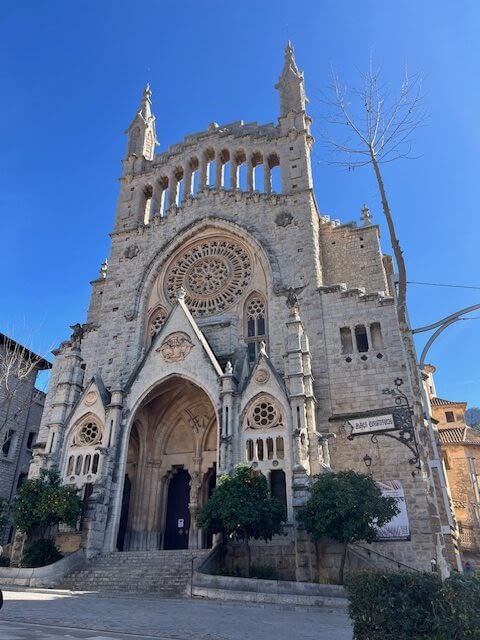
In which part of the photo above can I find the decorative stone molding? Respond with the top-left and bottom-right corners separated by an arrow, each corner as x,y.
157,331 -> 194,363
124,244 -> 140,259
84,391 -> 98,406
275,211 -> 293,227
254,368 -> 270,384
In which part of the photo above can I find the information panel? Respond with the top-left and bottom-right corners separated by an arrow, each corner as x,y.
375,479 -> 410,540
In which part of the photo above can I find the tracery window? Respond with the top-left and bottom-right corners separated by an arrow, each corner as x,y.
245,295 -> 267,365
245,395 -> 283,430
148,306 -> 169,343
64,417 -> 104,486
164,238 -> 252,317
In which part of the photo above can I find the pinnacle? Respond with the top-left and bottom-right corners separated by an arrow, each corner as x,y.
279,40 -> 299,80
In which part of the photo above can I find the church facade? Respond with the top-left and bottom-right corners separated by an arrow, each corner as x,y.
31,44 -> 453,577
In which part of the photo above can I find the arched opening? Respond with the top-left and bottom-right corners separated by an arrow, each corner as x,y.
117,377 -> 217,551
251,151 -> 264,191
268,153 -> 281,193
142,184 -> 153,225
204,148 -> 215,188
157,176 -> 169,216
219,149 -> 230,188
235,150 -> 247,190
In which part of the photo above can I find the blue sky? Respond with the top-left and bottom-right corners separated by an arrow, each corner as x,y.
1,1 -> 479,406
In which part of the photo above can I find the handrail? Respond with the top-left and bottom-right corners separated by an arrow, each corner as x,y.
350,543 -> 421,572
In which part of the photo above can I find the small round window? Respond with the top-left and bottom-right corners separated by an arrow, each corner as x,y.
75,421 -> 102,446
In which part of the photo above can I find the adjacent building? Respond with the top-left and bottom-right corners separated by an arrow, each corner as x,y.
424,365 -> 480,559
0,333 -> 50,543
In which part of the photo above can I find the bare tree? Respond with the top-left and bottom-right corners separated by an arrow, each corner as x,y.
323,61 -> 426,320
0,334 -> 48,454
320,64 -> 455,576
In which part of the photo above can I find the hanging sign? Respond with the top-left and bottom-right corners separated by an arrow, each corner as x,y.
348,414 -> 396,435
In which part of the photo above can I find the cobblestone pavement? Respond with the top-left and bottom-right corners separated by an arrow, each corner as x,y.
0,587 -> 353,640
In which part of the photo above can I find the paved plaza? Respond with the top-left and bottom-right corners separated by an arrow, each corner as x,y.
0,586 -> 352,640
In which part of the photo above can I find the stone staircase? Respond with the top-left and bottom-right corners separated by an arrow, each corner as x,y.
60,550 -> 210,595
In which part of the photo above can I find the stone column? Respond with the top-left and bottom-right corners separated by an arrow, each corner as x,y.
168,174 -> 179,208
246,156 -> 254,191
151,180 -> 161,217
264,159 -> 271,193
182,163 -> 193,201
220,362 -> 235,474
188,467 -> 202,550
199,156 -> 208,190
230,157 -> 238,189
214,157 -> 223,189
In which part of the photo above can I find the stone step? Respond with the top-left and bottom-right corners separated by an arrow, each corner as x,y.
60,550 -> 209,594
192,572 -> 348,608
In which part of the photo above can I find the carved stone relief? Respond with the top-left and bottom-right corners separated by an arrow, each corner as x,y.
275,211 -> 293,227
157,331 -> 194,363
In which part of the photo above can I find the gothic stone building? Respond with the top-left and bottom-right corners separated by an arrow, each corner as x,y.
31,44 -> 451,577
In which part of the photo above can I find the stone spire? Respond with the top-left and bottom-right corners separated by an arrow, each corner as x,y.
275,41 -> 308,117
125,84 -> 158,160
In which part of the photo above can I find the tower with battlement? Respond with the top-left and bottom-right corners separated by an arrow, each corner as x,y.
29,43 -> 455,579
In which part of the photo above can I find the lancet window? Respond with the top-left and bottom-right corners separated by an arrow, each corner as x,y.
244,294 -> 267,365
148,306 -> 169,343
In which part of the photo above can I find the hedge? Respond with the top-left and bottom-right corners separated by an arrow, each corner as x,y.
345,570 -> 480,640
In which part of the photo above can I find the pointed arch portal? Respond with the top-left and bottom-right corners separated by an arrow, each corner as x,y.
117,377 -> 217,551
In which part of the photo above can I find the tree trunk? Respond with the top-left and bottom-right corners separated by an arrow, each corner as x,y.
370,148 -> 449,578
339,541 -> 348,585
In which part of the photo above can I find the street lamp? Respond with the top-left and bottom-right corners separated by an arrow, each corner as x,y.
363,454 -> 372,470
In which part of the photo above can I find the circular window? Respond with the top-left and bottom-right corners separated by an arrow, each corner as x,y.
247,397 -> 282,430
164,238 -> 252,317
75,421 -> 102,446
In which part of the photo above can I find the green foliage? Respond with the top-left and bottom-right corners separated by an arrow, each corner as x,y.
0,556 -> 10,567
345,570 -> 480,640
298,471 -> 399,545
13,469 -> 83,534
346,571 -> 441,640
196,464 -> 284,542
435,573 -> 480,639
249,564 -> 279,580
22,538 -> 62,568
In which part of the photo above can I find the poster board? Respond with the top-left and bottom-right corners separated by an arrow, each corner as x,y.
375,479 -> 410,540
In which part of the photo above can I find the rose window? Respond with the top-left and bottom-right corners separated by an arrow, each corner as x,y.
187,257 -> 230,295
165,239 -> 252,317
75,421 -> 102,446
246,397 -> 283,430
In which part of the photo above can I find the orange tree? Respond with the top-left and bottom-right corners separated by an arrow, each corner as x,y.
13,469 -> 82,535
298,470 -> 399,584
197,464 -> 284,577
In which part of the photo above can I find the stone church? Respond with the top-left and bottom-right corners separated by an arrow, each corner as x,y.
30,43 -> 452,578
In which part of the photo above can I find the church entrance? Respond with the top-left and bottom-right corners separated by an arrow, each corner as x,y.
164,469 -> 191,549
118,377 -> 217,551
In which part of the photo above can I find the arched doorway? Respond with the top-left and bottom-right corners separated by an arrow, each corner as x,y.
117,377 -> 217,551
